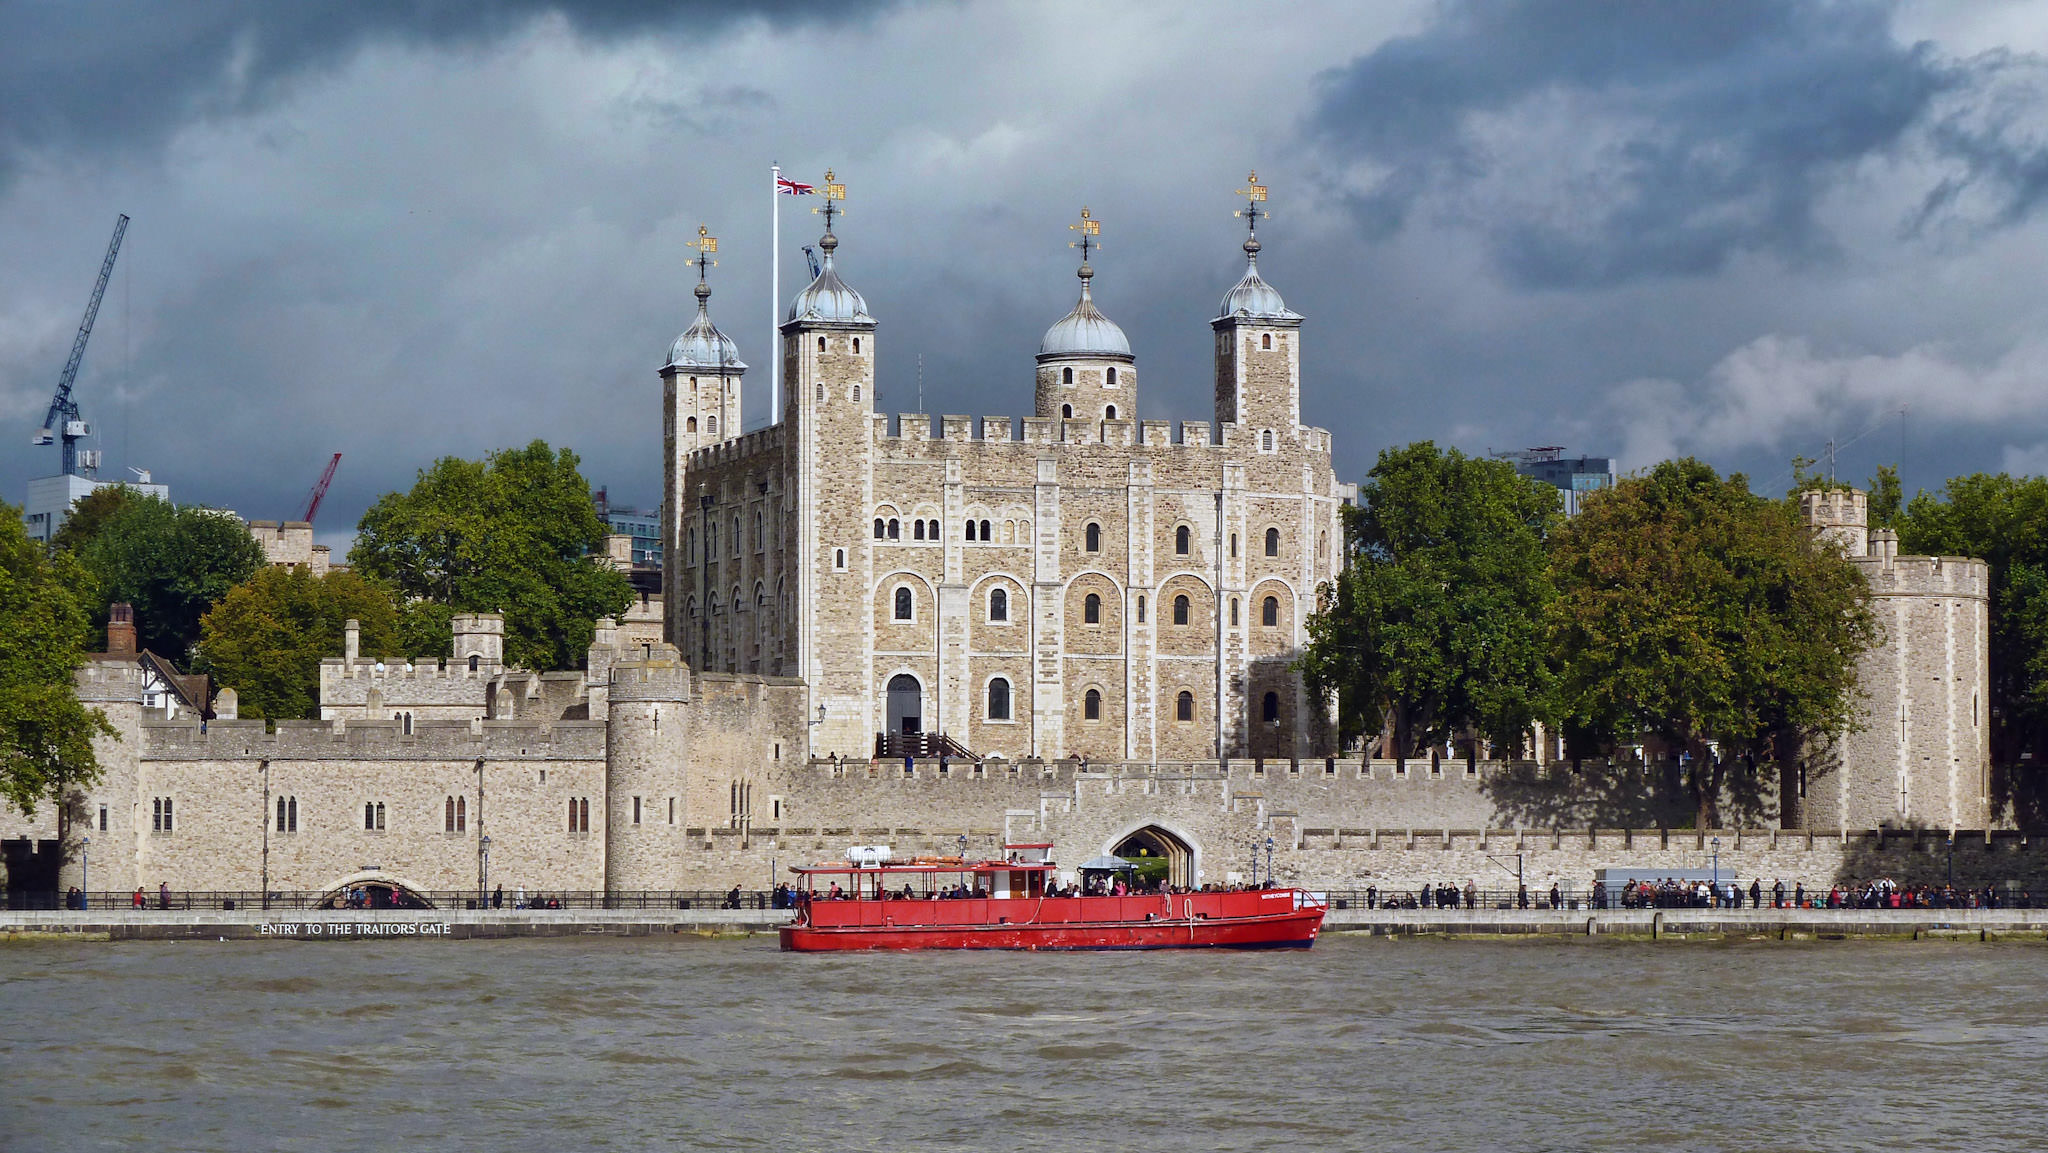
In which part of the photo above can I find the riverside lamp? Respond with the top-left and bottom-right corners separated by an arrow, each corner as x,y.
1711,837 -> 1721,890
480,834 -> 493,904
1264,836 -> 1275,887
80,836 -> 89,910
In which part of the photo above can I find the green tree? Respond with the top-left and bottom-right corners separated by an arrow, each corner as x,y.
75,494 -> 266,662
1894,472 -> 2048,821
195,567 -> 402,720
1548,459 -> 1879,827
49,484 -> 142,554
1867,464 -> 1903,529
0,502 -> 114,820
349,440 -> 632,670
1300,442 -> 1560,759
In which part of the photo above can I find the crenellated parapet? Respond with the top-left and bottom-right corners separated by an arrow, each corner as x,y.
140,717 -> 608,760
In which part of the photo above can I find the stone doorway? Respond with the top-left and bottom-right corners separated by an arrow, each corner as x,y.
1109,825 -> 1196,889
886,674 -> 923,735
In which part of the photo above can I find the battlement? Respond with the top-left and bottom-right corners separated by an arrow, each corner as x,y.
684,422 -> 788,470
321,656 -> 499,682
140,717 -> 608,760
855,412 -> 1333,456
608,654 -> 693,703
74,659 -> 146,703
1854,550 -> 1991,599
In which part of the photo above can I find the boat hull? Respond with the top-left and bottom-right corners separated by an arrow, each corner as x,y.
779,892 -> 1324,952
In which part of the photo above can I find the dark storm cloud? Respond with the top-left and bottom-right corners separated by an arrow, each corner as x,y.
1307,0 -> 2048,288
0,0 -> 884,188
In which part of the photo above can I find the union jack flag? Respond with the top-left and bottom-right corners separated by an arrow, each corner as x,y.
777,178 -> 815,195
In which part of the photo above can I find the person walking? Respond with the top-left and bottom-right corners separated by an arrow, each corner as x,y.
1749,878 -> 1762,909
158,881 -> 170,910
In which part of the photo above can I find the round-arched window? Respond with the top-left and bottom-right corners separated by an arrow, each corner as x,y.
1173,594 -> 1190,625
894,587 -> 912,620
1062,403 -> 1073,419
1105,405 -> 1117,420
1177,691 -> 1194,722
1084,592 -> 1101,624
1175,525 -> 1190,555
1062,367 -> 1073,384
1262,691 -> 1280,724
990,588 -> 1008,622
1085,523 -> 1101,552
1265,527 -> 1280,556
987,678 -> 1011,721
1262,595 -> 1279,626
1084,688 -> 1102,720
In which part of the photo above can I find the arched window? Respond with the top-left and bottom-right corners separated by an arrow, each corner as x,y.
1177,691 -> 1194,722
1084,688 -> 1102,720
686,416 -> 697,434
1062,366 -> 1073,384
1175,525 -> 1190,555
469,654 -> 479,672
834,548 -> 846,569
875,518 -> 885,539
277,795 -> 289,832
1262,429 -> 1274,452
755,510 -> 764,549
987,678 -> 1011,721
980,519 -> 991,540
1262,332 -> 1272,350
1230,598 -> 1240,626
1061,403 -> 1073,419
990,588 -> 1008,621
887,519 -> 900,539
913,520 -> 925,540
928,520 -> 939,539
1262,595 -> 1279,626
1265,527 -> 1280,556
1084,592 -> 1101,624
707,416 -> 718,435
1173,594 -> 1190,625
1262,691 -> 1280,724
817,336 -> 826,352
731,517 -> 740,555
853,337 -> 861,353
1105,405 -> 1117,420
965,520 -> 977,542
853,385 -> 860,402
817,383 -> 825,402
1137,595 -> 1146,623
445,796 -> 456,833
1085,522 -> 1101,552
1107,367 -> 1118,387
894,587 -> 913,620
1230,533 -> 1238,558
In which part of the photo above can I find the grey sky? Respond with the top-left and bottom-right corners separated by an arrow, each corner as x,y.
6,0 -> 2048,546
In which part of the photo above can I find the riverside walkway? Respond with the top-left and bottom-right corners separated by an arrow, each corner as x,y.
6,906 -> 2048,942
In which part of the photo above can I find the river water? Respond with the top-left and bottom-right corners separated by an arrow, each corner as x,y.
2,935 -> 2042,1152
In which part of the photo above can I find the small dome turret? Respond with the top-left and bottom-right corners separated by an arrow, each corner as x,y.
1217,233 -> 1300,322
787,226 -> 871,325
1037,263 -> 1132,361
667,227 -> 746,371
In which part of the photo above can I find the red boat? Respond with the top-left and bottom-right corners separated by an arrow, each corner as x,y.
778,844 -> 1325,952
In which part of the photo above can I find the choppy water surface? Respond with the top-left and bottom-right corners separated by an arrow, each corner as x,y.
2,935 -> 2043,1152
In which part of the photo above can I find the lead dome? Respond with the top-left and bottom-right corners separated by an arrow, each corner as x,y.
667,280 -> 746,371
787,230 -> 871,325
1038,265 -> 1132,361
1217,235 -> 1299,322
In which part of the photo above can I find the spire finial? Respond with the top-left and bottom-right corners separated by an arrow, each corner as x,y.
686,224 -> 718,306
1235,170 -> 1268,257
812,168 -> 846,252
1069,205 -> 1101,281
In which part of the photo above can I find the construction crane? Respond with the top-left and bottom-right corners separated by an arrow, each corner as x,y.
301,453 -> 342,523
34,213 -> 128,478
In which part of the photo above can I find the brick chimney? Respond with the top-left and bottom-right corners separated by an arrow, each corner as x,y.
106,603 -> 137,657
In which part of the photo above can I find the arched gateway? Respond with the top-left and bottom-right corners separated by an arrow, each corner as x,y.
1107,824 -> 1197,889
312,870 -> 436,910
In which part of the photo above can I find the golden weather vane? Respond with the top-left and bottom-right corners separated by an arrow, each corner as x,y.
1235,171 -> 1269,232
686,224 -> 718,279
813,168 -> 847,229
1069,205 -> 1101,263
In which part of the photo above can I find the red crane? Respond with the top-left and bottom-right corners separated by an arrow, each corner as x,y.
301,453 -> 342,523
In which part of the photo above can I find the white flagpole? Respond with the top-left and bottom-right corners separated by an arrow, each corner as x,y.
771,162 -> 781,426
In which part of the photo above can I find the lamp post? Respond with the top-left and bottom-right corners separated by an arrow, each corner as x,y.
1946,834 -> 1955,889
80,836 -> 89,910
1264,836 -> 1275,888
1710,836 -> 1721,890
480,834 -> 493,905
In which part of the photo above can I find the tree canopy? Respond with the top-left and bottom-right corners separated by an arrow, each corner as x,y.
349,440 -> 632,670
49,484 -> 143,554
196,566 -> 402,720
73,493 -> 266,662
0,502 -> 113,819
1300,442 -> 1560,758
1894,472 -> 2048,821
1547,459 -> 1878,827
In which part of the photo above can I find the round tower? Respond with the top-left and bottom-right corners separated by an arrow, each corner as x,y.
1211,173 -> 1303,435
604,649 -> 692,891
1036,207 -> 1136,424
